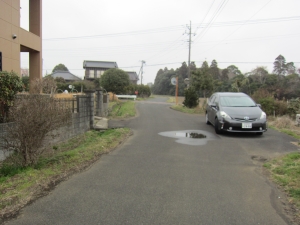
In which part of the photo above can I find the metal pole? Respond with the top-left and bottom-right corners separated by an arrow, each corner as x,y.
176,77 -> 178,105
188,21 -> 191,80
140,60 -> 145,85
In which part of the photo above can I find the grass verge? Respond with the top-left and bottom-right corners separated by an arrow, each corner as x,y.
269,125 -> 300,140
171,104 -> 204,114
109,101 -> 136,118
264,152 -> 300,218
0,128 -> 132,221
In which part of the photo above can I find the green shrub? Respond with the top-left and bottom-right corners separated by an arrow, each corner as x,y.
125,84 -> 151,97
274,100 -> 288,116
257,97 -> 275,116
0,71 -> 24,122
252,88 -> 272,102
21,76 -> 30,92
287,98 -> 300,115
183,87 -> 199,108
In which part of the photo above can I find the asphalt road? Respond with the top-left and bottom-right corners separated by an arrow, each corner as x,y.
6,96 -> 299,225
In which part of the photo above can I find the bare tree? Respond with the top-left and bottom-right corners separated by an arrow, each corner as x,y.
3,94 -> 71,166
30,77 -> 57,96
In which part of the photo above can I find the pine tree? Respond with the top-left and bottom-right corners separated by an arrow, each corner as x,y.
273,55 -> 286,75
209,59 -> 220,80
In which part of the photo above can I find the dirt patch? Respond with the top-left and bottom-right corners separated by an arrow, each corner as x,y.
251,155 -> 268,162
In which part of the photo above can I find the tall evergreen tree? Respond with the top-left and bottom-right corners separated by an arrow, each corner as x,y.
178,62 -> 188,79
190,62 -> 197,72
201,61 -> 209,69
209,59 -> 220,80
286,62 -> 296,75
192,66 -> 213,98
273,54 -> 287,75
273,55 -> 296,76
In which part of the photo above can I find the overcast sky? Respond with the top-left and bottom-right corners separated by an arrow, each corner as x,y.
20,0 -> 300,84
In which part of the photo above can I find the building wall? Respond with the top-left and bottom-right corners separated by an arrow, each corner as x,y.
0,0 -> 42,82
85,68 -> 106,79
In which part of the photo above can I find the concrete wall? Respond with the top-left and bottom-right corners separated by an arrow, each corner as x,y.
0,94 -> 94,161
0,0 -> 42,82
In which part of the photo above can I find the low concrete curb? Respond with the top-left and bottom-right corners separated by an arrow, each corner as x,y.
94,116 -> 109,130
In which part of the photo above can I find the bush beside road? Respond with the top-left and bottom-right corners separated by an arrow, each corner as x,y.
0,100 -> 136,222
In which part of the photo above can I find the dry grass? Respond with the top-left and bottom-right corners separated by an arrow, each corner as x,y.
268,116 -> 300,139
53,93 -> 77,99
268,116 -> 296,129
168,97 -> 207,109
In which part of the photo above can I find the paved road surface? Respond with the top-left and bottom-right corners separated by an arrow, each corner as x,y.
7,96 -> 299,225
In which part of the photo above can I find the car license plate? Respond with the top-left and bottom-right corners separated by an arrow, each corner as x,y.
242,123 -> 252,129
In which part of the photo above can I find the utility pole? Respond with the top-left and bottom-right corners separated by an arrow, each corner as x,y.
188,21 -> 192,80
138,60 -> 146,85
184,21 -> 195,81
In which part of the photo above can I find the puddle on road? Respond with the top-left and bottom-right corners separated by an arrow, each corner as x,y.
175,132 -> 206,139
158,130 -> 217,146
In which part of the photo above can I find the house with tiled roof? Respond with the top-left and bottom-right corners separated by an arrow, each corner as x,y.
126,71 -> 139,84
49,70 -> 82,82
83,60 -> 118,80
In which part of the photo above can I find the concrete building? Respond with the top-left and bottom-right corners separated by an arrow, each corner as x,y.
0,0 -> 42,83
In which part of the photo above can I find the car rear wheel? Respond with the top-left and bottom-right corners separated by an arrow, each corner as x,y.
205,113 -> 210,125
214,118 -> 221,134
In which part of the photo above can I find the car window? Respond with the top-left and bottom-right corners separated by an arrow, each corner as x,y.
213,96 -> 219,105
220,96 -> 256,107
209,95 -> 216,104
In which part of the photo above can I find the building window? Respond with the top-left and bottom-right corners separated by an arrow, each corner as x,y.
89,70 -> 95,78
96,70 -> 101,78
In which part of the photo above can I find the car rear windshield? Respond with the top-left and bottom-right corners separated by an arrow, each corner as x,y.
220,96 -> 256,107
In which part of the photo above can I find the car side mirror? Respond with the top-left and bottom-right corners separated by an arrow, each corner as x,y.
211,103 -> 219,110
257,104 -> 261,108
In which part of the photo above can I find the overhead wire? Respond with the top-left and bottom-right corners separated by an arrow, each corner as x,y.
193,0 -> 229,42
34,2 -> 300,74
42,15 -> 300,42
199,0 -> 275,54
42,60 -> 300,72
194,0 -> 216,34
142,34 -> 185,62
43,25 -> 185,41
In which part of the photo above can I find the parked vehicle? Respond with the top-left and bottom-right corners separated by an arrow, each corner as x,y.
205,92 -> 267,135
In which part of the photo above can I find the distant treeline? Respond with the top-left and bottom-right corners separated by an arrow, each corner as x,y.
151,55 -> 299,100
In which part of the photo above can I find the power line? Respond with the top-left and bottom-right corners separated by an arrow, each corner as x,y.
194,0 -> 216,34
145,35 -> 184,62
42,61 -> 300,72
41,32 -> 300,58
42,16 -> 300,41
198,0 -> 274,53
43,25 -> 185,41
194,0 -> 229,42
